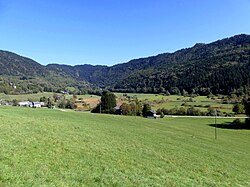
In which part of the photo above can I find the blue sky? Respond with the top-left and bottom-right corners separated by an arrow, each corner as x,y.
0,0 -> 249,66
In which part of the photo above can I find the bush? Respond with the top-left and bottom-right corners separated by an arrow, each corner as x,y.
232,118 -> 241,125
233,103 -> 245,114
12,99 -> 19,106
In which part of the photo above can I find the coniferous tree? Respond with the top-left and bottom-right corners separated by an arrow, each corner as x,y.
100,91 -> 117,114
142,104 -> 151,117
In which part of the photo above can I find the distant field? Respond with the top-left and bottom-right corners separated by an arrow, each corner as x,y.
0,107 -> 249,186
0,92 -> 234,113
0,92 -> 100,101
0,92 -> 55,101
115,93 -> 234,113
0,93 -> 100,107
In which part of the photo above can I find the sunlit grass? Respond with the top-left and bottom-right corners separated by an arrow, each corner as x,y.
0,92 -> 100,102
0,107 -> 249,186
0,92 -> 54,101
114,93 -> 234,113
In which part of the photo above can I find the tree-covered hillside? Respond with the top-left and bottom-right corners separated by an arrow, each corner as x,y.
1,34 -> 250,95
114,34 -> 250,94
0,50 -> 95,94
48,34 -> 250,95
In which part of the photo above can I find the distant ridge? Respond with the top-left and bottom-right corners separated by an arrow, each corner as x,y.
47,34 -> 250,95
0,50 -> 94,94
0,34 -> 250,95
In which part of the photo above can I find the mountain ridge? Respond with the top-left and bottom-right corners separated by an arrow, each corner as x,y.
47,34 -> 250,94
1,33 -> 250,95
0,50 -> 95,94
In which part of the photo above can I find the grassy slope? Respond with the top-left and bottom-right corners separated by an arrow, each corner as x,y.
0,107 -> 249,186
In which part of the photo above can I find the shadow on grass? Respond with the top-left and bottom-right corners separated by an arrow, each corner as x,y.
209,122 -> 250,130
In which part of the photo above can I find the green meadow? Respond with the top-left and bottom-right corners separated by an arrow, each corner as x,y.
0,92 -> 55,101
0,107 -> 249,186
115,93 -> 234,113
0,92 -> 100,102
0,92 -> 234,114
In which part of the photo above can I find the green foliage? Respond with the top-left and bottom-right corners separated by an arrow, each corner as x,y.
119,102 -> 142,116
92,91 -> 117,114
47,97 -> 55,108
232,103 -> 245,114
0,50 -> 98,95
157,106 -> 232,117
40,96 -> 47,102
101,91 -> 116,113
1,35 -> 250,96
120,103 -> 132,115
12,99 -> 18,106
142,103 -> 151,117
57,34 -> 250,95
243,99 -> 250,124
53,93 -> 60,102
58,98 -> 75,109
244,99 -> 250,116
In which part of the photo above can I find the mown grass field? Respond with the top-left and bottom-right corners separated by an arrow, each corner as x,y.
0,107 -> 249,186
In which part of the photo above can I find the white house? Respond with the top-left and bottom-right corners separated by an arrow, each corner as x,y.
18,101 -> 44,108
29,102 -> 43,108
18,101 -> 31,107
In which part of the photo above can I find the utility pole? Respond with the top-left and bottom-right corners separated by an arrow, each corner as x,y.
215,109 -> 217,140
135,103 -> 137,118
99,100 -> 102,114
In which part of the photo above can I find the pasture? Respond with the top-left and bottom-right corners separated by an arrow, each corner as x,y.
0,92 -> 100,102
115,93 -> 234,113
0,106 -> 249,186
0,92 -> 55,101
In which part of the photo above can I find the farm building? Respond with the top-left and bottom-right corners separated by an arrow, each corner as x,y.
147,110 -> 157,119
31,102 -> 44,108
18,101 -> 44,108
114,106 -> 122,115
18,101 -> 30,107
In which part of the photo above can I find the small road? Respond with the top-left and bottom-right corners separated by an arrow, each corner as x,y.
164,115 -> 249,119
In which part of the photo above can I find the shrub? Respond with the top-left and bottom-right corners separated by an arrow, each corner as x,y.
232,103 -> 245,114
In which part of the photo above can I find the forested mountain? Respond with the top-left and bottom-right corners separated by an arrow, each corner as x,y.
48,34 -> 250,95
0,50 -> 45,77
0,50 -> 94,94
1,34 -> 250,95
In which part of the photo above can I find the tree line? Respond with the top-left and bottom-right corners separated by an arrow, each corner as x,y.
91,91 -> 154,117
91,91 -> 250,128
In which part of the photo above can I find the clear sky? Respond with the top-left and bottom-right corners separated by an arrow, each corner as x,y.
0,0 -> 249,66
